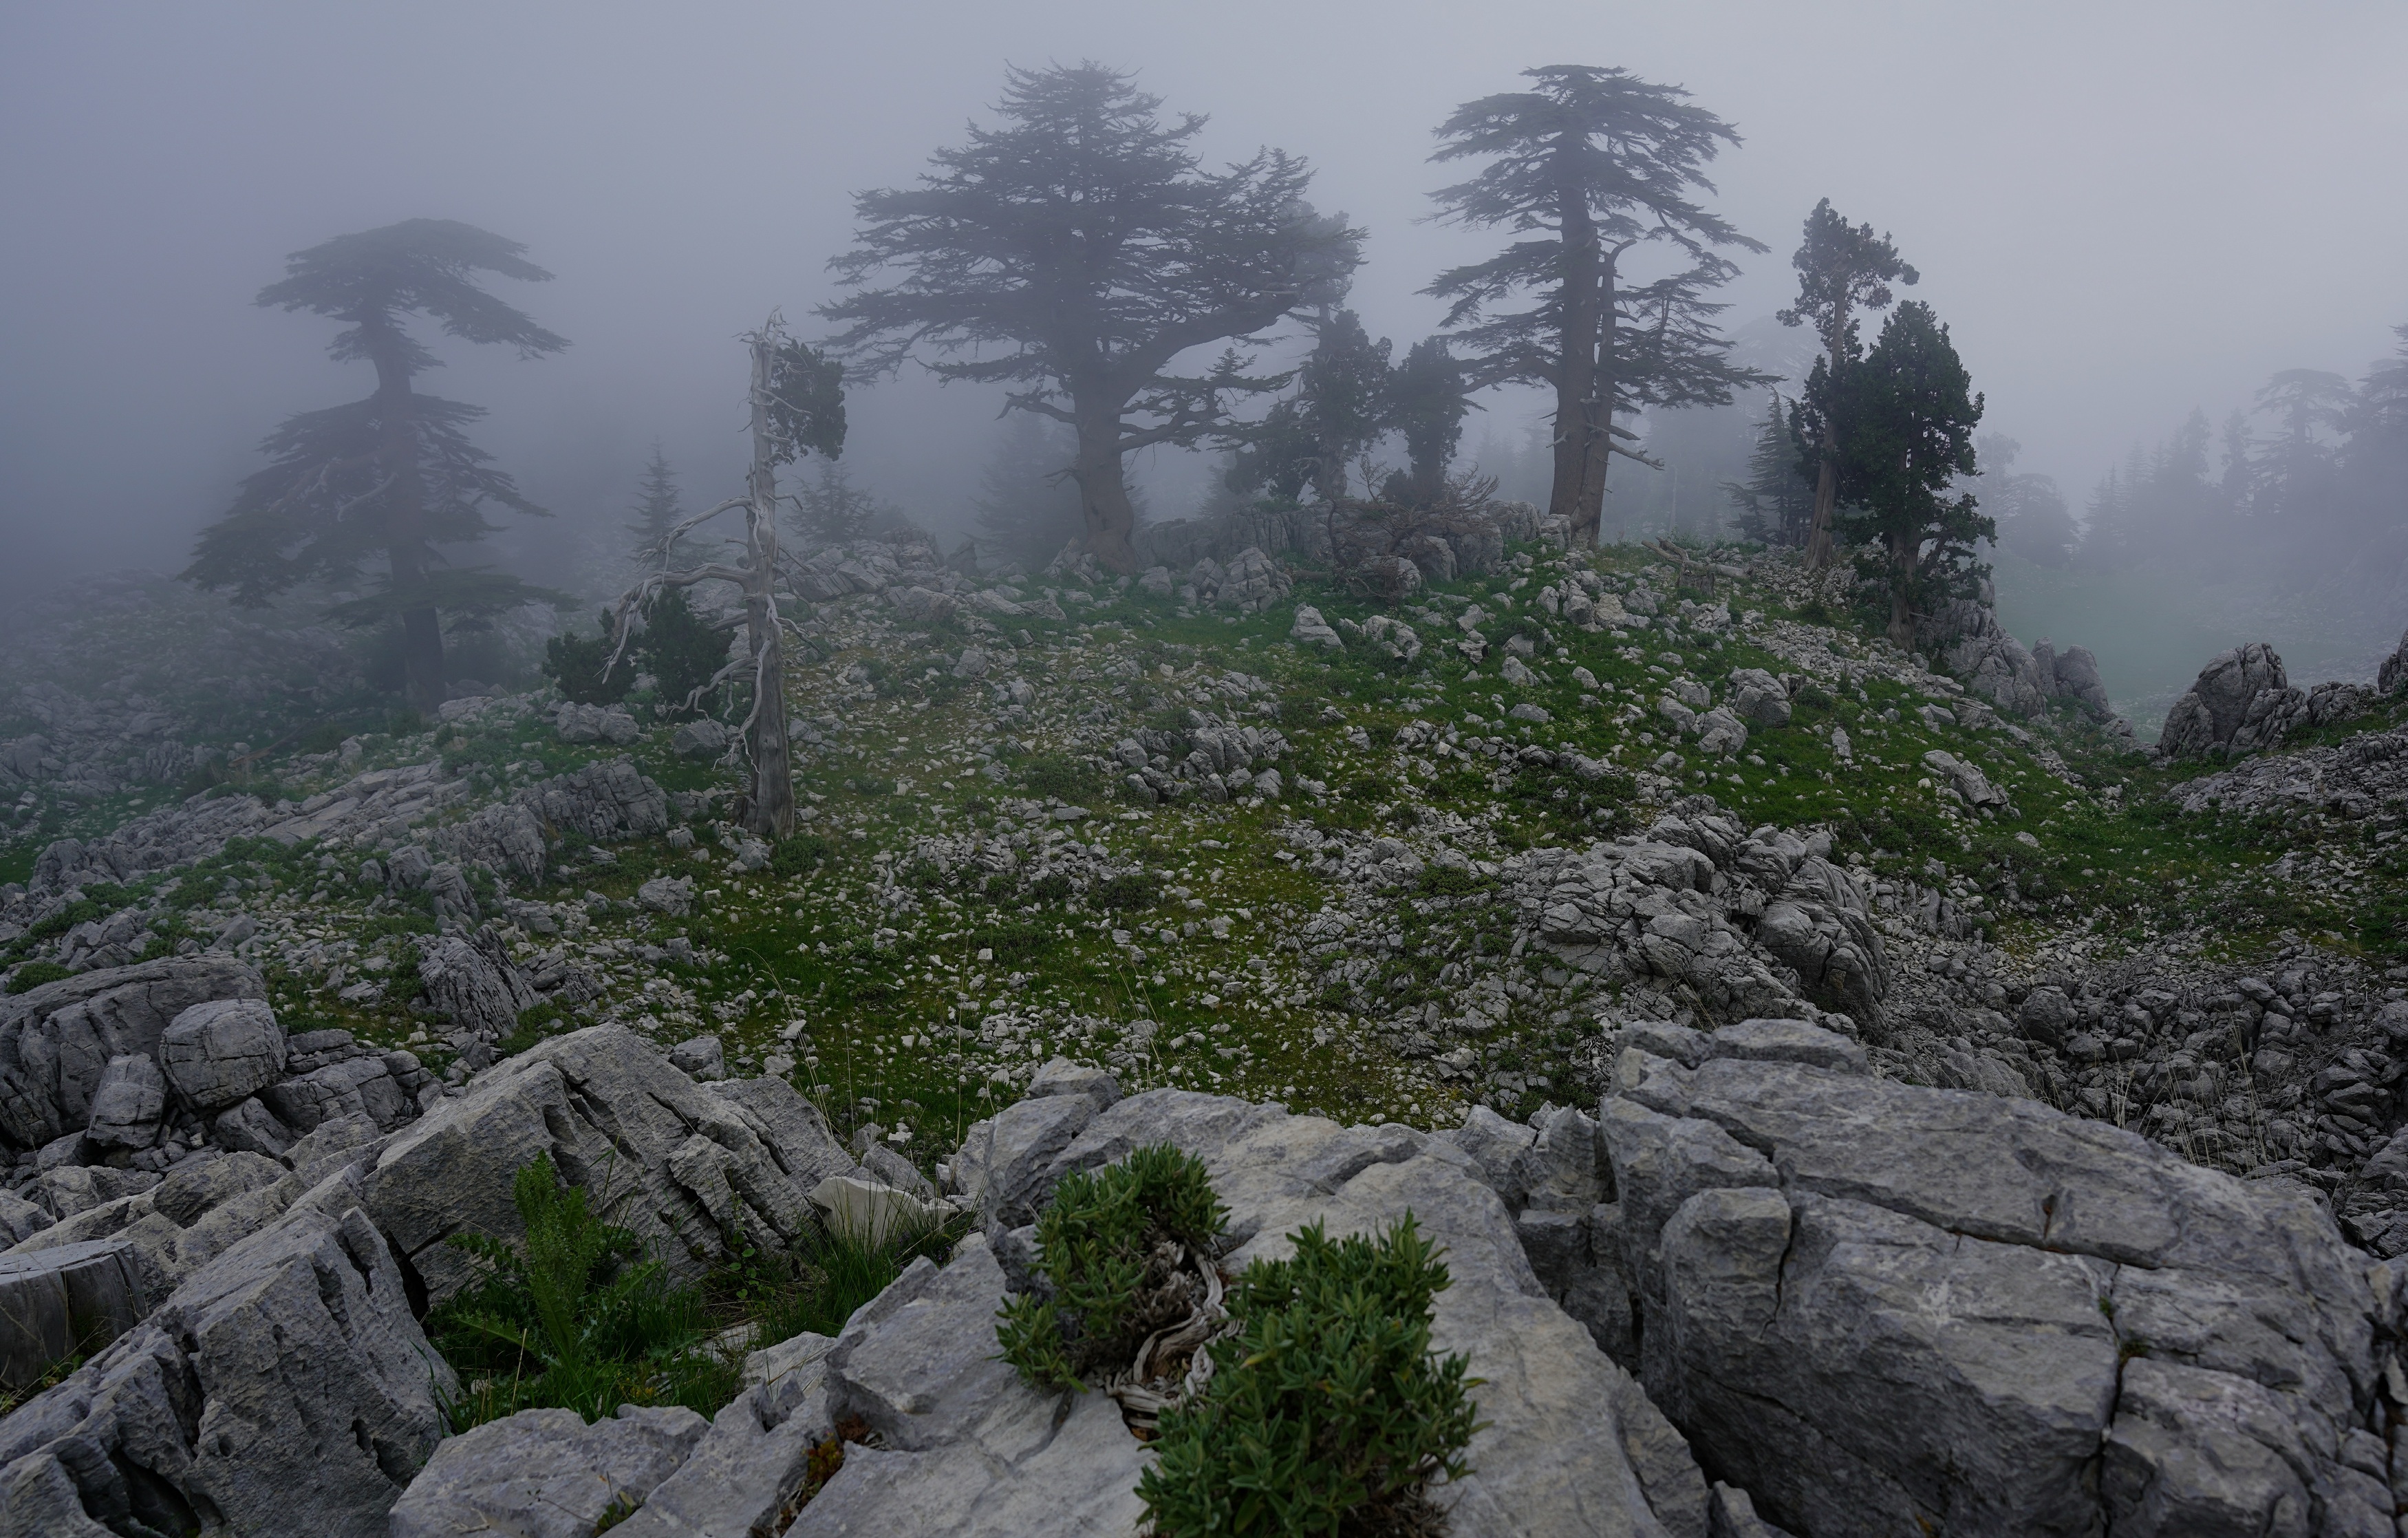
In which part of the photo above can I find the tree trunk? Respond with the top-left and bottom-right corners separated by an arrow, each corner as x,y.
365,328 -> 444,714
1070,403 -> 1137,573
1804,307 -> 1853,571
1886,531 -> 1917,648
1576,253 -> 1620,544
742,332 -> 795,840
1550,161 -> 1600,543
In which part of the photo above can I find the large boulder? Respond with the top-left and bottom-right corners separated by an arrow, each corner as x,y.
0,957 -> 265,1150
512,756 -> 670,843
413,928 -> 538,1062
158,998 -> 286,1115
2158,641 -> 2294,758
818,1082 -> 1717,1537
360,1025 -> 858,1303
81,1056 -> 166,1152
2,1149 -> 305,1307
0,1239 -> 145,1393
1598,1019 -> 2396,1537
0,1190 -> 452,1538
387,1405 -> 709,1538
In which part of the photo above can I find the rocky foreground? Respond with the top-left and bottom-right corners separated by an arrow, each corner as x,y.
0,978 -> 2399,1536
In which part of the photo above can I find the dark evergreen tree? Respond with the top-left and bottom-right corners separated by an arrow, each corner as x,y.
182,220 -> 567,712
2249,370 -> 2353,553
544,613 -> 632,705
1387,337 -> 1470,506
1229,308 -> 1393,504
625,445 -> 686,562
1776,200 -> 1919,570
2345,324 -> 2408,540
974,416 -> 1088,566
1723,392 -> 1814,545
1977,434 -> 2076,568
822,63 -> 1358,573
1805,301 -> 1988,645
1427,67 -> 1767,544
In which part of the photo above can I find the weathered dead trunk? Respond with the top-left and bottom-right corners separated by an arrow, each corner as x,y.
741,334 -> 795,840
366,328 -> 444,714
1071,405 -> 1137,573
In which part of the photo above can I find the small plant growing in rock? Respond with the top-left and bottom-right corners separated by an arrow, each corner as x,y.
1137,1216 -> 1480,1538
996,1143 -> 1229,1393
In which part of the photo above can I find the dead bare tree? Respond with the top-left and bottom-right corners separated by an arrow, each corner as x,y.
604,314 -> 844,840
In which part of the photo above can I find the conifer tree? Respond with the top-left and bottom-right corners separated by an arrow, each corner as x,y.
1388,337 -> 1470,506
625,445 -> 685,563
823,63 -> 1357,572
791,459 -> 885,546
182,219 -> 567,711
1723,392 -> 1814,545
974,416 -> 1087,566
1777,200 -> 1919,569
1426,67 -> 1767,543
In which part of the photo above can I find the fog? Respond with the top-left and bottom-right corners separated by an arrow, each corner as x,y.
4,0 -> 2402,626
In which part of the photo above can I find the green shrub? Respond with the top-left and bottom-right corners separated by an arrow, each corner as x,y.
544,613 -> 633,706
1093,871 -> 1160,911
1137,1217 -> 1480,1537
1026,871 -> 1076,905
1022,755 -> 1105,802
638,588 -> 729,714
727,1206 -> 963,1349
4,961 -> 74,996
428,1153 -> 734,1429
996,1144 -> 1229,1393
771,834 -> 832,877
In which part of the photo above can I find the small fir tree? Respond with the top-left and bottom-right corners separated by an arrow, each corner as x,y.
625,445 -> 686,564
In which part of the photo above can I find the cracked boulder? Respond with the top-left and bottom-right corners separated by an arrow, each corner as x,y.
1597,1019 -> 2396,1538
359,1025 -> 860,1303
0,956 -> 266,1151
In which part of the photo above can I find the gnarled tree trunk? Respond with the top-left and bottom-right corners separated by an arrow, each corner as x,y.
740,334 -> 795,840
1070,403 -> 1138,573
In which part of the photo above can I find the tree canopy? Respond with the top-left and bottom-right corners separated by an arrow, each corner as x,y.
182,218 -> 566,711
1426,65 -> 1766,542
1776,199 -> 1919,569
820,62 -> 1358,570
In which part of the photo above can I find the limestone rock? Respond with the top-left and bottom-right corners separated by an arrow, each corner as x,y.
0,955 -> 266,1150
1289,604 -> 1343,650
158,998 -> 286,1114
387,1405 -> 708,1538
0,1239 -> 145,1393
82,1056 -> 165,1151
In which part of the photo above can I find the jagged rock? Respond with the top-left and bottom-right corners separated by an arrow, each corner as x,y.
0,1239 -> 145,1392
415,928 -> 539,1057
1697,707 -> 1748,757
0,1193 -> 50,1248
0,1196 -> 452,1538
158,998 -> 285,1113
667,1034 -> 724,1081
638,875 -> 696,916
25,1165 -> 156,1222
0,956 -> 265,1150
2159,642 -> 2292,758
360,1026 -> 846,1303
1600,1021 -> 2396,1537
1921,748 -> 2010,809
212,1096 -> 294,1158
3,1149 -> 303,1305
1137,566 -> 1172,597
1216,546 -> 1291,612
260,1055 -> 415,1135
82,1056 -> 166,1151
671,719 -> 730,760
432,800 -> 547,884
1360,615 -> 1421,663
387,1406 -> 709,1538
552,702 -> 642,746
1728,669 -> 1792,729
2378,626 -> 2408,696
849,1087 -> 1715,1537
1289,604 -> 1343,650
609,1342 -> 832,1538
514,756 -> 670,843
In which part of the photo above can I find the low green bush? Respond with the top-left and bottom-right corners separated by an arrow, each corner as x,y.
4,961 -> 74,996
544,612 -> 634,706
771,834 -> 832,877
1093,871 -> 1160,911
996,1144 -> 1228,1393
428,1153 -> 734,1429
1138,1217 -> 1480,1537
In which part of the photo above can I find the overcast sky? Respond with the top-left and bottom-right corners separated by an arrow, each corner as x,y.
3,0 -> 2402,601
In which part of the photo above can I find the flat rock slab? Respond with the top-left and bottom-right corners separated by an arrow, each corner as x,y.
387,1405 -> 708,1538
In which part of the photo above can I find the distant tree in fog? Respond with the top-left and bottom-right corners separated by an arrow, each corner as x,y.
625,445 -> 687,563
1426,66 -> 1766,546
182,219 -> 566,713
1976,434 -> 2076,568
974,416 -> 1088,568
1227,309 -> 1392,505
1804,300 -> 1989,645
1777,199 -> 1919,571
1386,337 -> 1471,506
1724,392 -> 1814,546
791,459 -> 888,546
822,63 -> 1359,573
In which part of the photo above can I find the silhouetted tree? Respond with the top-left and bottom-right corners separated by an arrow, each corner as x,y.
1229,308 -> 1392,504
1426,66 -> 1767,544
1808,301 -> 1988,645
1977,434 -> 2076,568
1724,392 -> 1814,546
791,459 -> 886,546
1776,200 -> 1919,569
1387,337 -> 1470,505
182,220 -> 567,712
626,445 -> 687,564
822,63 -> 1358,572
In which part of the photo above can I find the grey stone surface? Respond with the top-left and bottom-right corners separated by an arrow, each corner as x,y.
0,1239 -> 144,1391
0,1193 -> 48,1248
0,1196 -> 451,1538
1025,1055 -> 1121,1115
4,1150 -> 303,1307
415,927 -> 539,1059
0,956 -> 265,1149
513,755 -> 669,842
1601,1023 -> 2398,1538
158,998 -> 285,1113
363,1026 -> 835,1302
949,1091 -> 1098,1230
387,1405 -> 708,1538
81,1056 -> 165,1151
667,1034 -> 724,1081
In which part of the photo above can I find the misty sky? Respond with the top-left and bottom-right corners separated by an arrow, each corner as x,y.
3,1 -> 2402,605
